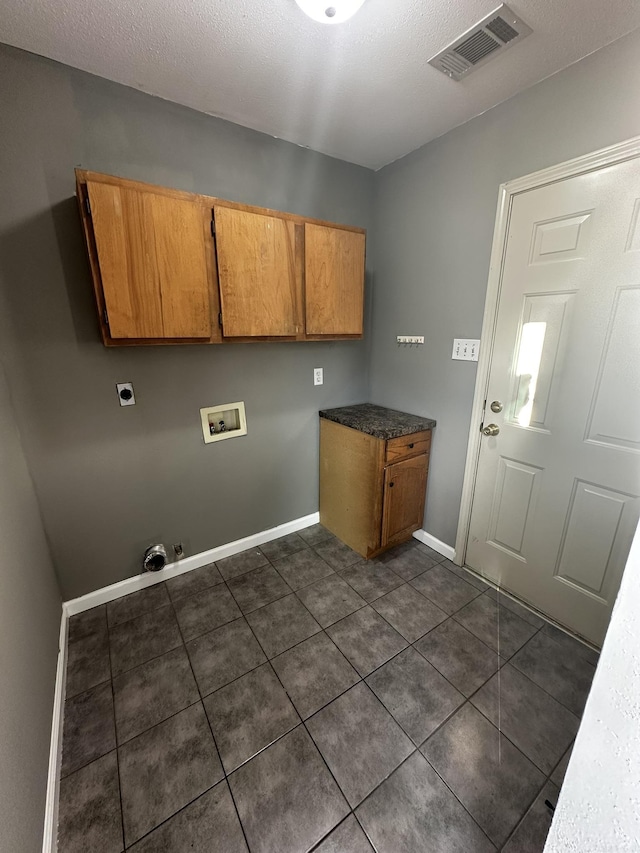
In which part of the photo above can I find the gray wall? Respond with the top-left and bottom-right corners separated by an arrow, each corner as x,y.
3,29 -> 640,603
0,343 -> 61,846
0,45 -> 374,599
370,28 -> 640,548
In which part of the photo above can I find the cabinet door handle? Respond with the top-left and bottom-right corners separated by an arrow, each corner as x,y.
389,482 -> 394,488
408,443 -> 414,448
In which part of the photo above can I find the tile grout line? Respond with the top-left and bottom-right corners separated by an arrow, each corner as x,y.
357,746 -> 499,851
398,616 -> 579,844
216,592 -> 318,853
165,587 -> 255,853
225,547 -> 413,850
307,814 -> 363,852
199,540 -> 363,849
65,587 -> 246,849
116,643 -> 230,852
105,602 -> 127,852
74,563 -> 538,771
236,545 -> 504,849
117,677 -> 561,853
497,720 -> 575,850
110,549 -> 491,705
497,762 -> 563,851
505,736 -> 575,846
57,675 -> 116,781
64,536 -> 587,852
418,744 -> 507,850
70,567 -> 570,775
460,630 -> 581,784
492,621 -> 586,716
412,639 -> 567,845
447,603 -> 589,719
89,538 -> 439,631
114,539 -> 438,652
79,540 -> 596,658
120,780 -> 220,851
502,630 -> 590,717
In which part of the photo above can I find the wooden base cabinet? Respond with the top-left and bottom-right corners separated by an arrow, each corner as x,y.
319,418 -> 432,559
75,170 -> 365,346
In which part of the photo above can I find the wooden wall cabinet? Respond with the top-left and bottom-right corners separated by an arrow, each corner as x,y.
319,410 -> 434,559
75,170 -> 365,346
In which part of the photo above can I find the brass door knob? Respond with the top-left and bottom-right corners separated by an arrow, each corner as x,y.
482,423 -> 500,436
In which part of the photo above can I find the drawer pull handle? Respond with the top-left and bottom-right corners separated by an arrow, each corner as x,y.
408,443 -> 414,448
389,482 -> 394,488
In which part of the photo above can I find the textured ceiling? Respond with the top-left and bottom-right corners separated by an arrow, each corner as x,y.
1,0 -> 639,169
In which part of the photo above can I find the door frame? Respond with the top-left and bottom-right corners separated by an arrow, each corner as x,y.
454,135 -> 640,568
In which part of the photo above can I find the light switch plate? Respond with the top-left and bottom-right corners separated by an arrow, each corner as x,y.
452,339 -> 480,361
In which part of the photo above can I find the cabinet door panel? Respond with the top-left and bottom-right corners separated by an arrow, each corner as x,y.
305,224 -> 365,335
381,455 -> 429,549
150,194 -> 212,338
87,181 -> 211,339
215,206 -> 298,337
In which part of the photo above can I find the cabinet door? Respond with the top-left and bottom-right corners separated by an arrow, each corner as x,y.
381,454 -> 429,549
86,180 -> 212,339
305,223 -> 365,336
214,205 -> 300,337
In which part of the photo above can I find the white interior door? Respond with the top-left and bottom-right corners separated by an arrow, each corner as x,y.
466,155 -> 640,646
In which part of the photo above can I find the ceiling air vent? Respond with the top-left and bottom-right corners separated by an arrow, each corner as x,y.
429,4 -> 532,81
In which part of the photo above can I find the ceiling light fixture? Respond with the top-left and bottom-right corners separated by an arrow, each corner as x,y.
294,0 -> 366,25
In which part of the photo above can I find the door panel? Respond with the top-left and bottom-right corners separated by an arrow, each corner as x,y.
585,286 -> 640,451
382,455 -> 428,548
87,181 -> 211,339
467,156 -> 640,646
305,223 -> 365,335
214,205 -> 298,337
555,480 -> 637,597
487,457 -> 542,558
529,211 -> 593,264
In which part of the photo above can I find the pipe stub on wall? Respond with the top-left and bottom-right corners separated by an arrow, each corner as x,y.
143,544 -> 168,572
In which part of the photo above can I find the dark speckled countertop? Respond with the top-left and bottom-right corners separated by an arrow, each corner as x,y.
319,403 -> 436,440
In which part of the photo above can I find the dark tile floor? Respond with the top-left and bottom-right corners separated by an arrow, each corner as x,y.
59,527 -> 597,852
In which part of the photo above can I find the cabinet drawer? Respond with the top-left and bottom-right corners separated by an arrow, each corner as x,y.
385,431 -> 431,464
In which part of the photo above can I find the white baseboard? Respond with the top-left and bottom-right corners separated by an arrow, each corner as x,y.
65,512 -> 320,616
42,609 -> 68,853
412,529 -> 456,562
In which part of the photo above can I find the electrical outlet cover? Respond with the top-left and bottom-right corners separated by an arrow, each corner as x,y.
116,382 -> 136,406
